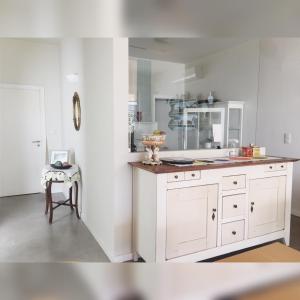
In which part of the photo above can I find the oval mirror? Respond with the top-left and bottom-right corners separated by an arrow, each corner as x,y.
73,92 -> 81,131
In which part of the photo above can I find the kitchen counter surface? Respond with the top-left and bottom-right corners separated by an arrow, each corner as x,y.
129,157 -> 299,174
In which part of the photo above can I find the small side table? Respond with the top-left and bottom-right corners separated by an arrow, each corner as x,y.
41,165 -> 81,224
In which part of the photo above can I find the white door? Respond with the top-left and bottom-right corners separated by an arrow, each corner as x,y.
0,84 -> 46,197
248,176 -> 286,238
166,184 -> 218,259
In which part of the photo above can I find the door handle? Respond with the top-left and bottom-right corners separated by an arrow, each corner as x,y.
212,208 -> 217,221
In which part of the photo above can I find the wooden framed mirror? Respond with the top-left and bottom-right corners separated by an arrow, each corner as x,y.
73,92 -> 81,131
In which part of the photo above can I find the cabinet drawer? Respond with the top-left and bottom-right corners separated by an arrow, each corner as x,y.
221,220 -> 245,246
167,172 -> 185,182
276,163 -> 287,171
222,175 -> 246,191
265,164 -> 277,172
222,194 -> 246,219
184,171 -> 201,181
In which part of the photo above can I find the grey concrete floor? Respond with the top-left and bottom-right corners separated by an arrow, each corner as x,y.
0,193 -> 109,262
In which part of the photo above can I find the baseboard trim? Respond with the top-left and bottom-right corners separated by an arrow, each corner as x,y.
110,253 -> 133,263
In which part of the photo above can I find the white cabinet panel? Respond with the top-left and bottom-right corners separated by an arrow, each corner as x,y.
276,163 -> 287,171
221,220 -> 245,245
222,194 -> 246,219
166,184 -> 218,259
167,172 -> 185,182
248,176 -> 286,238
184,170 -> 201,180
222,175 -> 246,191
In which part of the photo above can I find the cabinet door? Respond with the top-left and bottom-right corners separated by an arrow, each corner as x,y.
248,176 -> 286,238
166,184 -> 218,259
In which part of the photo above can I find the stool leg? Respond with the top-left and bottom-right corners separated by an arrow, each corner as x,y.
48,181 -> 53,224
45,184 -> 49,215
75,181 -> 80,219
69,186 -> 74,211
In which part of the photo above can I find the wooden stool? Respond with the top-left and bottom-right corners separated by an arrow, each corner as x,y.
45,180 -> 80,224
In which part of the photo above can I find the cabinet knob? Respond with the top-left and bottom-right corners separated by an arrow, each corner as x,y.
232,231 -> 237,235
174,175 -> 178,179
269,166 -> 273,169
233,204 -> 238,208
191,173 -> 195,177
233,181 -> 238,185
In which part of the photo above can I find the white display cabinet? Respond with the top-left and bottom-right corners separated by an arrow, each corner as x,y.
179,100 -> 244,150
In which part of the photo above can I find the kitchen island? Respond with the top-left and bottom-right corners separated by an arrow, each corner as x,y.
129,156 -> 298,262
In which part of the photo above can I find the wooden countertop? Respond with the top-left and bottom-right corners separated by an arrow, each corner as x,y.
128,157 -> 299,174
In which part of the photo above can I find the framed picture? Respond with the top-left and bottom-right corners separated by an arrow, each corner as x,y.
49,150 -> 70,164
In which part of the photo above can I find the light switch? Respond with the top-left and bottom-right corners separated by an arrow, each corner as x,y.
284,133 -> 292,144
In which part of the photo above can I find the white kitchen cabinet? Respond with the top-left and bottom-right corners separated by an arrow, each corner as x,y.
248,176 -> 286,239
131,158 -> 295,262
166,185 -> 218,259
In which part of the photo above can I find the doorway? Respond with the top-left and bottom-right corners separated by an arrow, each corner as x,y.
0,84 -> 46,197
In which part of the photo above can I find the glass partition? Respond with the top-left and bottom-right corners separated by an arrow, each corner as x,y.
128,38 -> 246,153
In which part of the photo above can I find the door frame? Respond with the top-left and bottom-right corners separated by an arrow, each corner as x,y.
0,83 -> 47,193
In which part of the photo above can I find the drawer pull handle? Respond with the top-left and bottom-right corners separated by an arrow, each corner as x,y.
233,204 -> 238,208
232,231 -> 237,235
233,181 -> 238,185
174,175 -> 178,179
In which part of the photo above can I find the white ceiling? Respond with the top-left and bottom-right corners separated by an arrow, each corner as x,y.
129,38 -> 249,63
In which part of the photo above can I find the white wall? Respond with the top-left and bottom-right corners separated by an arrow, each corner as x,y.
256,38 -> 300,216
60,38 -> 115,257
151,60 -> 185,99
83,38 -> 116,258
0,39 -> 62,193
184,40 -> 260,146
113,39 -> 133,259
60,38 -> 87,213
0,39 -> 62,152
60,38 -> 130,261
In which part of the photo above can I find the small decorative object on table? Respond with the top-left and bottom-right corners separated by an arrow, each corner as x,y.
142,130 -> 166,165
50,161 -> 72,169
49,150 -> 70,165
